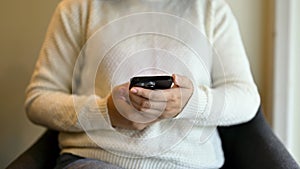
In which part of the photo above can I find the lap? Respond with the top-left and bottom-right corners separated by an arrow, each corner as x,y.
54,153 -> 123,169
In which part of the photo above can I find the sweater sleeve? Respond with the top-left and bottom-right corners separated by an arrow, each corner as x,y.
25,1 -> 111,132
175,0 -> 260,126
208,0 -> 261,126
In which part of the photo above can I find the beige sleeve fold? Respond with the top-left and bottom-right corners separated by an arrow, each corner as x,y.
25,1 -> 111,132
175,0 -> 261,126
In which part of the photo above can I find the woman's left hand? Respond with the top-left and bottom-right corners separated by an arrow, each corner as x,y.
129,74 -> 194,120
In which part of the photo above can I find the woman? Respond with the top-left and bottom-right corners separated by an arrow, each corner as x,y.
25,0 -> 260,168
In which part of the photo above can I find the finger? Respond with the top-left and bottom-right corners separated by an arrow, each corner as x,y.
130,87 -> 167,101
115,98 -> 153,123
130,97 -> 168,112
129,93 -> 150,109
128,101 -> 163,123
114,96 -> 133,115
119,92 -> 163,122
172,74 -> 193,89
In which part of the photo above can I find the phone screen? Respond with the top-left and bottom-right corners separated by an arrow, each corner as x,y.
129,76 -> 173,90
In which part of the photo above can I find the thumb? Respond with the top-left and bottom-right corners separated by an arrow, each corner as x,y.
172,74 -> 193,89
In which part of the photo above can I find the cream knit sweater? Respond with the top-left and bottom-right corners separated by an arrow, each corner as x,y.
25,0 -> 260,168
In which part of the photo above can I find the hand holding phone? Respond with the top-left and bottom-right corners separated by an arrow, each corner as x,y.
129,74 -> 193,120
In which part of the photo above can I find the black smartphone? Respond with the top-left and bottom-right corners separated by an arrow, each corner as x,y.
129,76 -> 174,90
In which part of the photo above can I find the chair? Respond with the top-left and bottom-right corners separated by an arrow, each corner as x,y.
7,107 -> 300,169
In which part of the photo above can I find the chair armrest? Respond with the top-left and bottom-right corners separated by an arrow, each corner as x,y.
218,107 -> 300,169
6,130 -> 60,169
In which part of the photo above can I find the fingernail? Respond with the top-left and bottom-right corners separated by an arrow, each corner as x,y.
130,88 -> 138,93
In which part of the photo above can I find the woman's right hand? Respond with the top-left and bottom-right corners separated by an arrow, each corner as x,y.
107,83 -> 157,130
